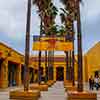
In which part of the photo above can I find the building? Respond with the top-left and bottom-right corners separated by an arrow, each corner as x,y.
0,41 -> 100,88
0,42 -> 34,88
84,42 -> 100,81
30,55 -> 79,82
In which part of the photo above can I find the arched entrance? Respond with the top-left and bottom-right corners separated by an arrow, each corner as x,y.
56,67 -> 64,81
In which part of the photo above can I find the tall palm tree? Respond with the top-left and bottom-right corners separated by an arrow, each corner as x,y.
60,8 -> 71,81
24,0 -> 32,91
75,0 -> 83,92
33,0 -> 50,84
45,3 -> 58,81
33,0 -> 58,82
60,0 -> 75,85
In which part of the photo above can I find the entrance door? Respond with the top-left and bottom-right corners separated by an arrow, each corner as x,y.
56,67 -> 64,81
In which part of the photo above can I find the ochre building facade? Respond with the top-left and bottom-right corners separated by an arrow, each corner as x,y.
0,42 -> 35,88
0,42 -> 100,88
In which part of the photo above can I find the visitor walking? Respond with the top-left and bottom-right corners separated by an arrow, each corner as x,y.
94,75 -> 99,90
89,75 -> 94,90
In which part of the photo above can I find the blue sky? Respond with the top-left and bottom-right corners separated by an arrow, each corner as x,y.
0,0 -> 100,55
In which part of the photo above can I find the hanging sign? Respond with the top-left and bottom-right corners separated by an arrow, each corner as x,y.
32,41 -> 73,51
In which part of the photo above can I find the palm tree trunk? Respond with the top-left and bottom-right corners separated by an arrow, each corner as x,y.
72,34 -> 75,86
69,50 -> 72,81
76,0 -> 83,92
24,0 -> 31,91
45,51 -> 48,82
65,51 -> 69,80
38,20 -> 42,84
48,51 -> 52,80
38,50 -> 41,84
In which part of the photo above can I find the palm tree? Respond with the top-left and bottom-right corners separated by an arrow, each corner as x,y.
45,3 -> 58,81
75,0 -> 83,92
60,8 -> 70,81
33,0 -> 46,84
24,0 -> 32,91
33,0 -> 58,82
60,1 -> 75,85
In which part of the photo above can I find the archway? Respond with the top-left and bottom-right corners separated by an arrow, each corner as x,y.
56,67 -> 64,81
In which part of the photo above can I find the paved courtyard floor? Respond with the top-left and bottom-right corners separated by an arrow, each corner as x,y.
0,82 -> 100,100
39,82 -> 66,100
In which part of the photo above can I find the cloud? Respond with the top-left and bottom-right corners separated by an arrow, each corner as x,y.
0,0 -> 40,54
0,0 -> 100,55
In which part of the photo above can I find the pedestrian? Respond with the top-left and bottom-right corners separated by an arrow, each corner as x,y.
89,75 -> 94,90
94,75 -> 99,90
98,75 -> 100,88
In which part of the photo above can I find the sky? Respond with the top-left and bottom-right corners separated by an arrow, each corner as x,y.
0,0 -> 100,55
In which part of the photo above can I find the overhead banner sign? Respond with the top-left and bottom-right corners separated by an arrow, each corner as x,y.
32,41 -> 73,51
33,35 -> 66,42
55,42 -> 73,51
33,35 -> 73,42
32,41 -> 48,51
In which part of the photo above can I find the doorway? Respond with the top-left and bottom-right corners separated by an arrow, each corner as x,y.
21,65 -> 24,84
56,67 -> 64,81
8,61 -> 18,87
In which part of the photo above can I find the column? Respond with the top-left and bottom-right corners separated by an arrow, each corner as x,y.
54,67 -> 56,81
64,65 -> 66,81
16,64 -> 21,86
1,59 -> 8,88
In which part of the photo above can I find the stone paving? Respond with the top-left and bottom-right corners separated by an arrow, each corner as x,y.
0,82 -> 100,100
39,82 -> 66,100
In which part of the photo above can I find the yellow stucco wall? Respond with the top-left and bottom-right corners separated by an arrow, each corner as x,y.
0,42 -> 24,64
0,42 -> 34,88
32,55 -> 79,82
0,42 -> 24,88
1,41 -> 100,88
84,42 -> 100,81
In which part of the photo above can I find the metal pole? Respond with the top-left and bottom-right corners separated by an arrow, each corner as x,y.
24,0 -> 31,91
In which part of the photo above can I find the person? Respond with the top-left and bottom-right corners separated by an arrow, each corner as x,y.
98,75 -> 100,87
89,75 -> 94,90
94,75 -> 99,90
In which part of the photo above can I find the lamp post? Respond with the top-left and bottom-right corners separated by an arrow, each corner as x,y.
24,0 -> 31,91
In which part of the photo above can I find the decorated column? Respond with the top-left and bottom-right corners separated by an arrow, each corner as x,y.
16,64 -> 21,86
1,59 -> 8,88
